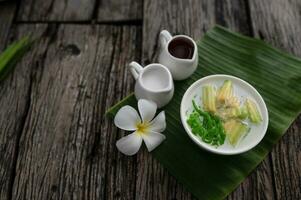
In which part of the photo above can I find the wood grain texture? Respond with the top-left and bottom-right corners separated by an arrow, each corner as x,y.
0,24 -> 48,200
227,158 -> 276,200
97,0 -> 142,22
142,0 -> 251,65
271,116 -> 301,200
17,0 -> 96,21
140,0 -> 276,200
7,24 -> 141,199
0,0 -> 299,199
0,2 -> 16,49
248,0 -> 301,199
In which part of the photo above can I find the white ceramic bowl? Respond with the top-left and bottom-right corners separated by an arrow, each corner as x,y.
180,74 -> 269,155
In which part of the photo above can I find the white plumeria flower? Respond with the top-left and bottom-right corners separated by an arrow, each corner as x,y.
114,99 -> 166,156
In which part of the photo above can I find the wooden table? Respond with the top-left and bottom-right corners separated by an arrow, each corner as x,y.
0,0 -> 300,199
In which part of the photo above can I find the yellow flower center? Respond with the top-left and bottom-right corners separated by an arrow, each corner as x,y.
136,122 -> 149,135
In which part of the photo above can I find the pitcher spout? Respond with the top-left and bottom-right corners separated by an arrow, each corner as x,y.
161,83 -> 173,94
160,71 -> 174,94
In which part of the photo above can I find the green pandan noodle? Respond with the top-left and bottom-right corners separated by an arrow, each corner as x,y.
187,100 -> 226,146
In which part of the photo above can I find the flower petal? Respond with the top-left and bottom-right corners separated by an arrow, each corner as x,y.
138,99 -> 157,123
141,131 -> 166,152
116,132 -> 142,156
149,111 -> 166,132
114,106 -> 141,131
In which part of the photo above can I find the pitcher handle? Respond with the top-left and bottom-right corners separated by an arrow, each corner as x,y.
129,61 -> 143,80
159,30 -> 172,49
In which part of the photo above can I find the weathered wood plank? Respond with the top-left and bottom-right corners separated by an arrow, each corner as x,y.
17,0 -> 96,21
3,1 -> 299,199
142,0 -> 251,65
0,2 -> 25,200
140,0 -> 275,199
97,0 -> 143,22
270,117 -> 301,200
227,158 -> 276,200
0,24 -> 49,200
100,26 -> 141,200
249,0 -> 301,57
0,2 -> 16,49
10,24 -> 141,200
248,0 -> 301,199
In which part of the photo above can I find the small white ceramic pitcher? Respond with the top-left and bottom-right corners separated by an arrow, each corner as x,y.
158,30 -> 198,80
129,61 -> 174,108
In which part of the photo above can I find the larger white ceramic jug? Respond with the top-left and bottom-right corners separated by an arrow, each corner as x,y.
129,61 -> 174,108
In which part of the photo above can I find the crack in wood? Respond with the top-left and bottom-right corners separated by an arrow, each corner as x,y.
91,0 -> 100,22
268,154 -> 278,200
244,0 -> 254,37
4,24 -> 58,199
258,30 -> 265,40
7,74 -> 32,200
101,28 -> 119,200
215,0 -> 226,27
15,20 -> 143,26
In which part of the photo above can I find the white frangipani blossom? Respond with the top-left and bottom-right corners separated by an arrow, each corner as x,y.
114,99 -> 166,156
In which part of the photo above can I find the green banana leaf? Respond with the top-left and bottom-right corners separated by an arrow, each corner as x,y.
106,26 -> 301,200
0,36 -> 32,81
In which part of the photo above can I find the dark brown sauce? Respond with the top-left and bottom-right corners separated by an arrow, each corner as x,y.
168,37 -> 194,59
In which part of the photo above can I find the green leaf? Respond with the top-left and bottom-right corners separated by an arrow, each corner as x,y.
106,26 -> 301,200
0,36 -> 32,81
